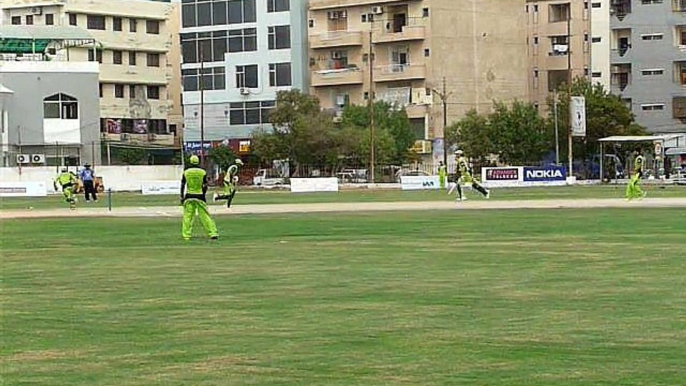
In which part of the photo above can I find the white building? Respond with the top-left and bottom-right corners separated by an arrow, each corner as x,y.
591,0 -> 610,91
176,0 -> 308,154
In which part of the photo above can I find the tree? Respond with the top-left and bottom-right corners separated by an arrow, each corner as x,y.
208,145 -> 237,171
115,147 -> 146,165
488,100 -> 550,165
550,77 -> 647,161
446,109 -> 491,162
340,101 -> 415,165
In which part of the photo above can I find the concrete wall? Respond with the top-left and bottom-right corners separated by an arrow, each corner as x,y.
591,0 -> 611,90
1,165 -> 184,192
0,61 -> 101,166
611,1 -> 686,133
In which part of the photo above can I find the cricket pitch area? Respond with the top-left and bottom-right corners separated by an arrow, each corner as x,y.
2,195 -> 686,385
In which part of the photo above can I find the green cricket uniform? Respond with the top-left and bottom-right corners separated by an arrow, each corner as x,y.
54,171 -> 77,207
626,154 -> 645,200
180,167 -> 218,240
438,164 -> 447,189
215,163 -> 241,208
457,157 -> 474,184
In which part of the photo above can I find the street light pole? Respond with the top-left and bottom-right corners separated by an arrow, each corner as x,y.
368,30 -> 375,183
432,77 -> 452,167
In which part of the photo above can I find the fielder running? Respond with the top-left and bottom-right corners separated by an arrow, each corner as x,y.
213,158 -> 243,208
448,150 -> 490,201
625,148 -> 647,200
180,155 -> 218,240
54,167 -> 78,209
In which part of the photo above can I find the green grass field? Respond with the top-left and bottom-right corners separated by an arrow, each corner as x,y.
1,184 -> 685,211
2,208 -> 685,385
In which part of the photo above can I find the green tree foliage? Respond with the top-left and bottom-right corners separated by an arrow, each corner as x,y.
207,145 -> 237,171
115,148 -> 146,165
550,77 -> 647,161
447,101 -> 550,165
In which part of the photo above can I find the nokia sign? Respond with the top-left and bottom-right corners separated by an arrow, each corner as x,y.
523,166 -> 567,182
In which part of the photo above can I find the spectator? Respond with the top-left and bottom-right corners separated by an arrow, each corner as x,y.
79,164 -> 98,202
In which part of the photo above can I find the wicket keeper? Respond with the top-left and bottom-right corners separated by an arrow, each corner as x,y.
180,155 -> 218,240
214,158 -> 243,208
626,148 -> 647,200
54,167 -> 78,209
448,150 -> 490,201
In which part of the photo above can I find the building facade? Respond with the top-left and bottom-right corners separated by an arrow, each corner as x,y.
610,0 -> 686,133
1,0 -> 183,149
526,0 -> 594,112
0,59 -> 101,167
177,0 -> 309,153
308,0 -> 528,159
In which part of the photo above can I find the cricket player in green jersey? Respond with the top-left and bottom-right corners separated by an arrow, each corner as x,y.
447,150 -> 490,201
626,148 -> 647,200
180,155 -> 218,240
438,161 -> 447,190
213,158 -> 243,208
54,167 -> 78,209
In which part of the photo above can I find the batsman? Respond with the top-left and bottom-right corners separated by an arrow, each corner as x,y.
214,158 -> 243,208
54,167 -> 78,209
448,150 -> 490,201
180,155 -> 218,240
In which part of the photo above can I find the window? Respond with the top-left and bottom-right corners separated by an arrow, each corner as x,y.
268,25 -> 291,50
236,65 -> 258,88
45,14 -> 54,25
423,7 -> 430,17
26,15 -> 34,25
113,17 -> 122,31
113,50 -> 123,64
129,51 -> 137,65
212,30 -> 227,61
269,63 -> 291,87
424,48 -> 430,57
229,100 -> 275,125
268,0 -> 289,12
228,0 -> 256,24
641,104 -> 665,111
69,13 -> 77,26
641,69 -> 664,75
213,0 -> 227,25
43,94 -> 78,120
146,20 -> 160,34
549,3 -> 570,22
592,72 -> 602,77
641,33 -> 664,40
550,36 -> 569,55
673,97 -> 686,119
129,18 -> 137,32
309,19 -> 314,28
147,53 -> 160,67
362,14 -> 367,23
88,50 -> 103,63
11,16 -> 20,25
129,85 -> 136,99
99,84 -> 103,98
182,1 -> 196,27
87,15 -> 106,30
641,0 -> 662,3
228,28 -> 257,53
115,85 -> 124,98
592,37 -> 602,43
592,2 -> 602,7
182,67 -> 225,91
147,86 -> 160,100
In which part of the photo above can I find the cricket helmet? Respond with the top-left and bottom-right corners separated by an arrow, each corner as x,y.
61,167 -> 68,172
189,155 -> 200,165
455,149 -> 464,156
234,158 -> 244,166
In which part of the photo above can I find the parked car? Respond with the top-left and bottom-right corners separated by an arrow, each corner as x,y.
337,169 -> 368,183
395,169 -> 431,183
253,169 -> 286,187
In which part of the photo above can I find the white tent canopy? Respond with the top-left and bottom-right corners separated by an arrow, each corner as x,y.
598,135 -> 679,142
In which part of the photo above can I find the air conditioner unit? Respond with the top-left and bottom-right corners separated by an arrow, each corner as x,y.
372,6 -> 384,15
240,88 -> 250,96
31,154 -> 45,164
31,7 -> 42,15
16,154 -> 30,164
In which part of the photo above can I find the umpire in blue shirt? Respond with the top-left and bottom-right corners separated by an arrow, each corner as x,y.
79,164 -> 98,202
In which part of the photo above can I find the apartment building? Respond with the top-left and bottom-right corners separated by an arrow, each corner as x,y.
1,0 -> 183,149
308,0 -> 528,159
0,27 -> 101,167
177,0 -> 309,154
526,0 -> 597,112
610,0 -> 686,133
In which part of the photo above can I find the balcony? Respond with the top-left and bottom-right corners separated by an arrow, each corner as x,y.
373,17 -> 426,44
312,68 -> 364,87
310,0 -> 422,10
610,0 -> 631,20
611,64 -> 631,93
674,0 -> 686,12
374,64 -> 425,82
611,47 -> 631,63
102,132 -> 176,146
675,61 -> 686,87
310,31 -> 363,49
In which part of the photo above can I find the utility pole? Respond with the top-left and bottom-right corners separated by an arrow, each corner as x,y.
554,90 -> 560,165
368,30 -> 375,183
199,45 -> 206,168
432,77 -> 452,168
567,13 -> 573,177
